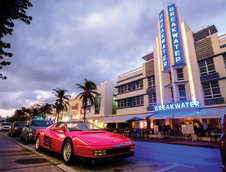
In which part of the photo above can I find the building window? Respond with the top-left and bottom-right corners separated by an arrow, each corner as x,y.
202,81 -> 221,99
117,79 -> 143,94
176,68 -> 184,80
94,95 -> 101,114
117,96 -> 144,108
148,93 -> 156,106
169,72 -> 172,83
223,54 -> 226,68
199,58 -> 216,76
178,85 -> 186,101
171,87 -> 174,102
133,80 -> 143,90
148,76 -> 155,88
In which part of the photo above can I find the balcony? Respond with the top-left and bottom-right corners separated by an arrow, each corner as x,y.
200,72 -> 219,83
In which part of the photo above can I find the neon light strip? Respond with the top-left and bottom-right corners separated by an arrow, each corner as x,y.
156,36 -> 164,105
181,22 -> 196,101
165,8 -> 174,66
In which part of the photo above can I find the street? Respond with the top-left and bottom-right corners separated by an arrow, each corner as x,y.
0,131 -> 222,172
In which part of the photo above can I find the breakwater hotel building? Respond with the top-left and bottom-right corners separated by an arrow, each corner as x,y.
103,4 -> 226,133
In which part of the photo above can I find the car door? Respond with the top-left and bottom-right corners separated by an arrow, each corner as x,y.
43,122 -> 66,152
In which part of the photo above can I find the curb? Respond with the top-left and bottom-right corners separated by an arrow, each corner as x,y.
132,139 -> 219,149
1,133 -> 78,172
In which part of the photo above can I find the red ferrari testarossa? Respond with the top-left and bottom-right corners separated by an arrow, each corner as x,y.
35,121 -> 135,164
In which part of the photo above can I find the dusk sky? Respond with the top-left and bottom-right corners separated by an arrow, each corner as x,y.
0,0 -> 226,117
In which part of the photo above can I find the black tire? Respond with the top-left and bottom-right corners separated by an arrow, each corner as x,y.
19,133 -> 23,141
24,134 -> 29,144
62,139 -> 74,165
35,134 -> 42,152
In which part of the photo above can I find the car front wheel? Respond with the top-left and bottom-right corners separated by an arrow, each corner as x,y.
35,135 -> 41,152
62,139 -> 74,164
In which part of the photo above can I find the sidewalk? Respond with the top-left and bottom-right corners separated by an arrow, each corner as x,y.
131,136 -> 219,148
0,133 -> 75,172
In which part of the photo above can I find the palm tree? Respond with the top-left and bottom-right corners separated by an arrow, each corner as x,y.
52,88 -> 71,122
75,79 -> 98,121
39,103 -> 53,119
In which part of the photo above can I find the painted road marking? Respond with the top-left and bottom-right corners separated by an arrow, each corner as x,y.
155,162 -> 193,172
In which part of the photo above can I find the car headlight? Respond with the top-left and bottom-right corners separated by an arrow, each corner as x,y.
221,140 -> 224,147
93,150 -> 107,156
130,145 -> 135,151
30,128 -> 36,132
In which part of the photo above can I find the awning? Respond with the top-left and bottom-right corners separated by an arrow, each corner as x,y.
149,110 -> 200,119
173,110 -> 200,119
197,107 -> 226,118
149,112 -> 173,119
99,113 -> 153,123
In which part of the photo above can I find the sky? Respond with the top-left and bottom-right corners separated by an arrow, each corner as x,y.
0,0 -> 226,118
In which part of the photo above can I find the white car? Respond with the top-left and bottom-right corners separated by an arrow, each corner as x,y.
0,122 -> 12,131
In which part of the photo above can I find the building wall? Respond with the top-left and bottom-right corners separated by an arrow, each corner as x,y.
61,81 -> 116,121
115,4 -> 226,119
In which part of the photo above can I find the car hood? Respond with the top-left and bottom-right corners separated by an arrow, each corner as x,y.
73,131 -> 132,145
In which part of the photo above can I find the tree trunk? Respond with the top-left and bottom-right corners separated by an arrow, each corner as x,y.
56,112 -> 59,123
83,103 -> 87,122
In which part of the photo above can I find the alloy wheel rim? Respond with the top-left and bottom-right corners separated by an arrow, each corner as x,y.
35,136 -> 40,149
63,142 -> 72,161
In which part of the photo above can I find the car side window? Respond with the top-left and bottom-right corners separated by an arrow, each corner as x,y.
51,122 -> 65,132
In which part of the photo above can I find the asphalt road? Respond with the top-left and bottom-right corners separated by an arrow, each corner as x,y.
1,131 -> 222,172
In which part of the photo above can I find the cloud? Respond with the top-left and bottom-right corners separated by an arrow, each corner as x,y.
0,0 -> 226,117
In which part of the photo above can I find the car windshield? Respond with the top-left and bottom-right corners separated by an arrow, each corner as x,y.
31,120 -> 53,127
66,122 -> 101,131
15,121 -> 27,126
2,123 -> 11,126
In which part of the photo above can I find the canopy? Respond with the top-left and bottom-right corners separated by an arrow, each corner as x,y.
149,112 -> 173,119
99,113 -> 153,123
149,110 -> 200,119
197,107 -> 226,118
127,117 -> 145,122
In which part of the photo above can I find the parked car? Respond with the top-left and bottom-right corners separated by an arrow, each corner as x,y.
0,122 -> 12,131
8,121 -> 27,137
220,114 -> 226,171
20,119 -> 53,143
34,121 -> 135,164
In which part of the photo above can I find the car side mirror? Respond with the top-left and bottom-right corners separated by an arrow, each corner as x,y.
53,126 -> 64,132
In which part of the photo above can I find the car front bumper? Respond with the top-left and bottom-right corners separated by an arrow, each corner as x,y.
75,151 -> 134,164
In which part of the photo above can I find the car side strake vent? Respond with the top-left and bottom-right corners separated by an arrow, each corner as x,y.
43,136 -> 52,148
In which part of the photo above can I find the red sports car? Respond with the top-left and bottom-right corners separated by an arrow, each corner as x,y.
35,121 -> 135,164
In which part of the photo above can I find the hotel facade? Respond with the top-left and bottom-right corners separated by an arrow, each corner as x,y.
103,4 -> 226,134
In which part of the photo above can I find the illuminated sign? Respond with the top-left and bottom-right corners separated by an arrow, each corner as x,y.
154,101 -> 200,112
159,10 -> 169,71
168,4 -> 184,66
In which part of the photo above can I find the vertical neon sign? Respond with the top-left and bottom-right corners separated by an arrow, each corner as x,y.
159,10 -> 169,71
168,4 -> 184,66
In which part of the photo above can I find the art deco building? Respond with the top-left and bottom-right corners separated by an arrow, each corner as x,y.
104,4 -> 226,131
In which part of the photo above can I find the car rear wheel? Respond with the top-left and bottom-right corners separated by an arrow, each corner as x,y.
35,135 -> 42,152
62,139 -> 74,165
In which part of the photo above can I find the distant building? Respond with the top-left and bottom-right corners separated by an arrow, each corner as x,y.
60,81 -> 116,127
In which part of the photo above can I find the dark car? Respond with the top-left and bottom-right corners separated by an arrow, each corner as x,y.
8,121 -> 27,137
20,119 -> 53,143
220,114 -> 226,171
